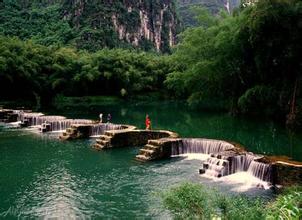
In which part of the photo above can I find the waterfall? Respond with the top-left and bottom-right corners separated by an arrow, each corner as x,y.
170,138 -> 273,184
171,138 -> 234,156
203,157 -> 230,177
49,119 -> 95,132
20,112 -> 44,124
247,160 -> 272,182
206,153 -> 272,183
229,154 -> 255,173
89,123 -> 123,136
31,116 -> 66,126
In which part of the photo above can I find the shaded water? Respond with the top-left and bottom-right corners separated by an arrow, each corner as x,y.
1,101 -> 302,218
49,101 -> 302,161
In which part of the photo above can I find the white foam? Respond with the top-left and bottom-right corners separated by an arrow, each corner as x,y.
210,172 -> 273,192
172,153 -> 211,161
50,130 -> 65,133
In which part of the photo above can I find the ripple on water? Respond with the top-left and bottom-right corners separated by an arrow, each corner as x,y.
13,163 -> 95,219
1,129 -> 274,219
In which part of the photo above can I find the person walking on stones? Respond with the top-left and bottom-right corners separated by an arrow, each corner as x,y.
99,113 -> 103,123
107,113 -> 111,123
145,114 -> 151,130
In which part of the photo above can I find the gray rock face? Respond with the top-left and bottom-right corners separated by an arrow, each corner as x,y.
60,0 -> 179,51
177,0 -> 241,27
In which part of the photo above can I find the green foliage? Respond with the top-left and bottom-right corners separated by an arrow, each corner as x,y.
219,194 -> 265,220
0,36 -> 175,107
53,95 -> 122,110
161,182 -> 266,219
266,186 -> 302,220
167,0 -> 302,124
0,2 -> 74,47
0,0 -> 178,52
176,0 -> 240,27
162,183 -> 302,220
238,85 -> 278,116
161,183 -> 214,219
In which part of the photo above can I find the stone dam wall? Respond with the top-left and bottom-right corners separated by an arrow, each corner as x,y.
1,108 -> 301,186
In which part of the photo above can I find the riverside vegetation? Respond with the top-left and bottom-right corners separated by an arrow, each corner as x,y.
161,183 -> 302,220
0,0 -> 302,218
1,0 -> 301,127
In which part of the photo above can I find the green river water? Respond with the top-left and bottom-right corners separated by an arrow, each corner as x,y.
1,101 -> 302,219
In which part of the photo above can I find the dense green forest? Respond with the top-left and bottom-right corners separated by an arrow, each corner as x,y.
0,36 -> 173,105
0,0 -> 178,52
166,0 -> 302,127
0,0 -> 302,127
177,0 -> 240,27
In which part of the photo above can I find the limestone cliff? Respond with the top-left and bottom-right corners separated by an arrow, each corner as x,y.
0,0 -> 179,52
62,0 -> 179,52
177,0 -> 241,27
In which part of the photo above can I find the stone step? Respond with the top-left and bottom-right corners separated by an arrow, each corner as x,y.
66,128 -> 75,133
207,164 -> 225,172
93,143 -> 103,151
93,141 -> 111,150
104,131 -> 115,137
96,138 -> 110,145
199,168 -> 206,174
135,154 -> 151,162
203,163 -> 209,169
204,169 -> 222,178
97,138 -> 110,144
99,135 -> 111,141
144,144 -> 160,150
139,149 -> 155,157
147,139 -> 163,146
207,158 -> 229,166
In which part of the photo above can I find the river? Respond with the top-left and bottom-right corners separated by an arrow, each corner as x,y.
0,101 -> 301,219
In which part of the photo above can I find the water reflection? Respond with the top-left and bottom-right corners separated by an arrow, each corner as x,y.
14,163 -> 92,219
0,130 -> 274,219
50,101 -> 302,161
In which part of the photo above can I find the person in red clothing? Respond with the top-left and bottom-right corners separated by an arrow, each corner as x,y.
145,114 -> 151,130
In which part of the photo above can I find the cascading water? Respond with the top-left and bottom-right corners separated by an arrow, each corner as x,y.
171,138 -> 273,185
171,138 -> 235,155
203,157 -> 230,177
89,123 -> 123,136
49,119 -> 95,132
247,160 -> 272,182
33,116 -> 67,126
229,154 -> 255,173
171,139 -> 235,178
19,112 -> 44,124
20,113 -> 66,127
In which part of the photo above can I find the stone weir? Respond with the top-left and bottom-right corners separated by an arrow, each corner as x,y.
60,124 -> 136,140
93,129 -> 179,150
0,109 -> 23,123
136,138 -> 302,186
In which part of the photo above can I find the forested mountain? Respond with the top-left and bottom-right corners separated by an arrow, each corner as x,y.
0,0 -> 179,52
0,0 -> 243,51
177,0 -> 240,27
1,0 -> 301,128
166,0 -> 302,127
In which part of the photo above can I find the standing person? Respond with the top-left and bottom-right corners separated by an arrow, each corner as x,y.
99,113 -> 103,123
107,113 -> 111,123
145,114 -> 151,130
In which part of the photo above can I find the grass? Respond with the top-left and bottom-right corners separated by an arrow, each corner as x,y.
161,183 -> 302,220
